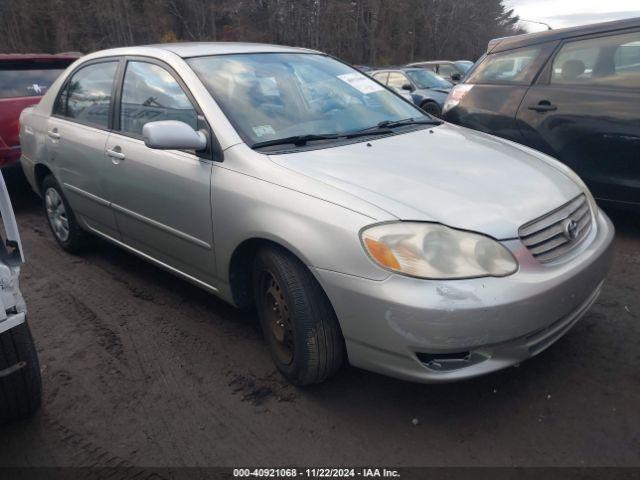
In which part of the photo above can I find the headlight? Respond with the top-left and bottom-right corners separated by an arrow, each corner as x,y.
361,222 -> 518,279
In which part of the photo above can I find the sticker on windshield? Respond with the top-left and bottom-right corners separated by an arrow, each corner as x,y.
337,73 -> 384,94
252,125 -> 276,138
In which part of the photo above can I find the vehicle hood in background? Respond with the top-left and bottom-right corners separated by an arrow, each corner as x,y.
269,124 -> 582,239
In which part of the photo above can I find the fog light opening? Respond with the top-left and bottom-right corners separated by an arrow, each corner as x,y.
416,351 -> 485,372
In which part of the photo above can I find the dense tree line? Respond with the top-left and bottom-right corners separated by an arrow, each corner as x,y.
0,0 -> 523,64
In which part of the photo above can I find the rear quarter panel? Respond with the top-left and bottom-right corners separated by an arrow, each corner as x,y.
18,107 -> 49,191
443,84 -> 529,142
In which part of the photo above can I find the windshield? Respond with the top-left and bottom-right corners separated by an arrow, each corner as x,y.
187,53 -> 427,147
406,69 -> 453,89
454,61 -> 474,73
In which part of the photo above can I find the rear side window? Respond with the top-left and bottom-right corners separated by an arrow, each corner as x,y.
372,72 -> 389,84
119,61 -> 198,136
466,47 -> 543,85
387,72 -> 409,88
551,31 -> 640,89
54,61 -> 118,129
0,62 -> 68,98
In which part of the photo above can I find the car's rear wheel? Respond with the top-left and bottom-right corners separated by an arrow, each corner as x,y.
0,321 -> 42,424
42,175 -> 88,253
253,246 -> 345,386
421,101 -> 441,117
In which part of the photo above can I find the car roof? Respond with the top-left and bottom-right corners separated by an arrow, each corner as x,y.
373,67 -> 423,72
488,16 -> 640,53
141,42 -> 317,58
0,53 -> 79,62
407,60 -> 453,65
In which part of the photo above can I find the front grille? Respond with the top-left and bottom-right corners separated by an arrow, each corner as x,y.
519,194 -> 592,263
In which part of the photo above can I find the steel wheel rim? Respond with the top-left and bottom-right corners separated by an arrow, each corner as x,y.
260,271 -> 294,366
45,187 -> 70,242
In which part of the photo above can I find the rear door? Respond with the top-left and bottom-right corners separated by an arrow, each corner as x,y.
47,59 -> 120,237
516,29 -> 640,205
449,43 -> 556,143
104,58 -> 216,286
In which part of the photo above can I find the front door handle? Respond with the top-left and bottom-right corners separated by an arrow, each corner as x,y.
47,129 -> 60,140
528,101 -> 557,113
106,148 -> 125,161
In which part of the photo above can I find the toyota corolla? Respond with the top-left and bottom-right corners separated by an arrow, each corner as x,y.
19,43 -> 614,385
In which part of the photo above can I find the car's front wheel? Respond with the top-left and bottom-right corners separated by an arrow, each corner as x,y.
42,175 -> 88,253
253,246 -> 345,386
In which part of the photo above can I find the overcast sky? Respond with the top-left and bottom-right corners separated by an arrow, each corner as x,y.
506,0 -> 640,31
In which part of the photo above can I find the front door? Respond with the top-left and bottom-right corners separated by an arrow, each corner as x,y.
104,59 -> 216,286
517,30 -> 640,205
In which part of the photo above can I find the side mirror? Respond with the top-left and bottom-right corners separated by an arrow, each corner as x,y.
450,73 -> 462,82
401,83 -> 414,91
142,120 -> 207,151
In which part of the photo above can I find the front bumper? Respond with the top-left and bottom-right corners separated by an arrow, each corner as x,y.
314,209 -> 615,382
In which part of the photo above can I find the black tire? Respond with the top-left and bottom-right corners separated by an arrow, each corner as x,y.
41,174 -> 88,253
0,321 -> 42,424
253,246 -> 345,386
421,101 -> 441,118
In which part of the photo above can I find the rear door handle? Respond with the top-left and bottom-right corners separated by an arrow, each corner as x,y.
528,102 -> 557,113
106,148 -> 125,161
47,129 -> 60,140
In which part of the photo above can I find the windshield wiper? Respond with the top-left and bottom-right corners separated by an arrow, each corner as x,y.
377,117 -> 443,128
348,117 -> 442,136
251,133 -> 340,149
250,120 -> 434,150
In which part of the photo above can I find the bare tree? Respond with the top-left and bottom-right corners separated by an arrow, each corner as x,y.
0,0 -> 523,64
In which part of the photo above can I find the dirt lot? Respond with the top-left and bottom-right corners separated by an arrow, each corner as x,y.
1,183 -> 639,469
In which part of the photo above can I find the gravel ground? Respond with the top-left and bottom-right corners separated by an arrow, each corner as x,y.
0,184 -> 639,468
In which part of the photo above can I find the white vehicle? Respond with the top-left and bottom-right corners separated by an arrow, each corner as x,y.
0,172 -> 40,422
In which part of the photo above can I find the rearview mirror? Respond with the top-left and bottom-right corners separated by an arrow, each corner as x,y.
401,83 -> 414,91
142,120 -> 207,151
450,73 -> 462,82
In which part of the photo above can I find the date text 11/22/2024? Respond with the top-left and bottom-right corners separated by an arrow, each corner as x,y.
233,468 -> 401,478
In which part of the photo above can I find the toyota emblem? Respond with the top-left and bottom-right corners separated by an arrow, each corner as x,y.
563,219 -> 579,241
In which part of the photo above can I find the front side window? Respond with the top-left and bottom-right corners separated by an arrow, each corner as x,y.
55,61 -> 118,128
0,62 -> 69,99
187,53 -> 425,147
551,31 -> 640,89
387,72 -> 410,89
437,64 -> 457,78
454,61 -> 474,73
406,70 -> 453,89
466,47 -> 543,85
120,61 -> 198,136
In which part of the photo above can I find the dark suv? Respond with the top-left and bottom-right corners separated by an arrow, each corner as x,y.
442,17 -> 640,210
0,54 -> 78,171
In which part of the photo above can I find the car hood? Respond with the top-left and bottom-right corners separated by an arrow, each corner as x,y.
268,124 -> 582,239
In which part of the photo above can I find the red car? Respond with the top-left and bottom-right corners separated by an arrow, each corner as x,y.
0,54 -> 78,170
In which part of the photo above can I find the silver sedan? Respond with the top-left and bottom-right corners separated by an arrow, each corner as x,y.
19,43 -> 614,385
